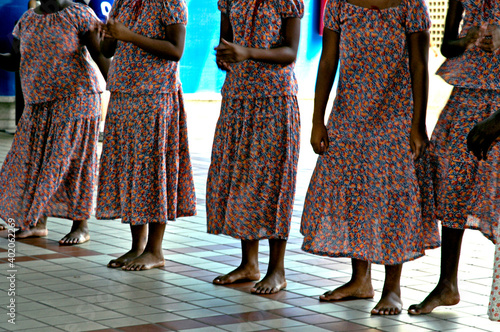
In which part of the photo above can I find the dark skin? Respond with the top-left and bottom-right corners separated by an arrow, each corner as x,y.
211,13 -> 300,294
467,110 -> 500,160
312,0 -> 429,315
409,0 -> 500,315
101,14 -> 186,271
0,0 -> 109,241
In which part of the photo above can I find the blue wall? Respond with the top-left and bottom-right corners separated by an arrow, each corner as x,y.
181,0 -> 323,95
0,0 -> 323,97
0,0 -> 26,97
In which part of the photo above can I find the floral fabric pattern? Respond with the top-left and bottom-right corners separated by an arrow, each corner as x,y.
13,4 -> 102,104
106,0 -> 187,94
437,0 -> 500,90
96,0 -> 196,225
300,0 -> 440,265
421,88 -> 500,243
217,0 -> 304,98
206,0 -> 302,240
0,95 -> 100,229
490,222 -> 500,320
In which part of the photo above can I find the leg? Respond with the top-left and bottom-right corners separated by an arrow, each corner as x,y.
408,226 -> 463,314
320,258 -> 375,301
14,217 -> 48,238
108,224 -> 147,268
251,238 -> 287,294
371,264 -> 403,315
59,220 -> 90,245
123,223 -> 166,271
213,239 -> 261,284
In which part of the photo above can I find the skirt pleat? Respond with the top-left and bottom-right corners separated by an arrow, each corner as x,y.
96,90 -> 196,224
0,94 -> 100,229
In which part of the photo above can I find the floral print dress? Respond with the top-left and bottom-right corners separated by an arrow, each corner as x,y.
0,4 -> 103,229
206,0 -> 303,240
96,0 -> 196,224
432,0 -> 500,322
300,0 -> 440,265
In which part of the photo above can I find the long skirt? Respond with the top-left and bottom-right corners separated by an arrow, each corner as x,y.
0,93 -> 100,229
421,87 -> 500,243
96,90 -> 196,224
206,95 -> 300,240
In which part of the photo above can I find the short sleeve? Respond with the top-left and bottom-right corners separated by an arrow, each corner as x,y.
12,11 -> 29,40
405,0 -> 431,34
324,0 -> 341,32
73,5 -> 100,35
162,0 -> 188,26
279,0 -> 305,19
218,0 -> 230,15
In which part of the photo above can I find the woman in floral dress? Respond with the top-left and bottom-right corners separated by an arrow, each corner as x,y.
207,0 -> 303,294
97,0 -> 196,270
410,0 -> 500,315
0,0 -> 108,244
301,0 -> 439,314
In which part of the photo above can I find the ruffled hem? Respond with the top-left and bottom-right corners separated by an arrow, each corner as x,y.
0,94 -> 100,229
96,90 -> 197,224
207,95 -> 300,240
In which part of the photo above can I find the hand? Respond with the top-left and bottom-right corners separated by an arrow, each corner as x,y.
103,18 -> 132,42
214,44 -> 231,72
477,24 -> 500,53
215,38 -> 249,64
310,123 -> 329,155
467,116 -> 500,161
410,126 -> 429,160
464,26 -> 481,50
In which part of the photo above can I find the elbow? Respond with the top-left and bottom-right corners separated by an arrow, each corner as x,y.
166,46 -> 184,62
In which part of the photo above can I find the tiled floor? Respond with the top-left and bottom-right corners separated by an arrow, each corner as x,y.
0,100 -> 498,332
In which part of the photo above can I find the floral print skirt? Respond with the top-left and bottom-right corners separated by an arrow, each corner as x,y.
96,90 -> 196,224
0,93 -> 100,229
207,95 -> 300,240
422,87 -> 500,243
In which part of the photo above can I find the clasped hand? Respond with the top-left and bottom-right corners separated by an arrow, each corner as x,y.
466,24 -> 500,53
215,38 -> 249,72
96,18 -> 132,42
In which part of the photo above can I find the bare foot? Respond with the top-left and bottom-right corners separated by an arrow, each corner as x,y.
251,271 -> 287,294
320,279 -> 375,301
371,291 -> 403,315
108,249 -> 144,268
14,218 -> 48,238
59,220 -> 90,245
122,251 -> 165,271
213,265 -> 261,285
408,283 -> 460,315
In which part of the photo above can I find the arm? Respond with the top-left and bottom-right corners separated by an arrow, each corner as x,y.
310,28 -> 340,155
215,17 -> 301,65
467,110 -> 500,160
215,12 -> 233,71
81,26 -> 111,80
104,19 -> 186,61
101,36 -> 117,58
0,38 -> 20,72
440,0 -> 479,58
407,30 -> 430,160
